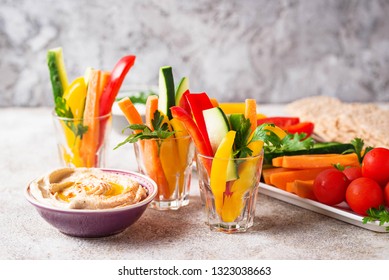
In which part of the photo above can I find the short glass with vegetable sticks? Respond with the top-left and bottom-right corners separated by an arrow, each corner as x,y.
52,112 -> 112,168
196,150 -> 264,233
133,135 -> 195,210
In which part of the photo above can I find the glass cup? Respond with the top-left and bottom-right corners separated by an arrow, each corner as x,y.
133,135 -> 195,210
52,112 -> 112,168
196,151 -> 264,233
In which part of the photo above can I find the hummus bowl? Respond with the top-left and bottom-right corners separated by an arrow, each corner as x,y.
25,168 -> 157,238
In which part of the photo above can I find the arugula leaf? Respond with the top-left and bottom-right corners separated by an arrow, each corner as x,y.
55,97 -> 89,140
362,205 -> 389,231
114,110 -> 175,151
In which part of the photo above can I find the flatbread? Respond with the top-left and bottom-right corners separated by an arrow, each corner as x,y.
286,96 -> 389,148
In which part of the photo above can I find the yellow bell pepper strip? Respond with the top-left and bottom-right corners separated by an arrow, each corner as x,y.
170,118 -> 191,194
80,69 -> 101,167
61,77 -> 88,167
265,125 -> 287,140
223,135 -> 264,222
159,136 -> 180,199
170,118 -> 190,168
219,103 -> 246,115
63,77 -> 87,118
210,130 -> 236,217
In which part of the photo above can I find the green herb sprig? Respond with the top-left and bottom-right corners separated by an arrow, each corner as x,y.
55,97 -> 88,140
344,138 -> 374,164
114,110 -> 175,151
362,206 -> 389,231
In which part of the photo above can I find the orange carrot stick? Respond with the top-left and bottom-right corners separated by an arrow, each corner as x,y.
80,69 -> 101,167
210,98 -> 219,107
244,99 -> 257,133
272,153 -> 359,169
98,71 -> 111,99
269,168 -> 328,190
118,97 -> 143,133
145,95 -> 159,130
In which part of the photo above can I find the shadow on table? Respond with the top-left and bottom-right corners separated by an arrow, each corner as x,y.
86,195 -> 205,245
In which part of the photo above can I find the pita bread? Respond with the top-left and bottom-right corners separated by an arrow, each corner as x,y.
286,96 -> 389,148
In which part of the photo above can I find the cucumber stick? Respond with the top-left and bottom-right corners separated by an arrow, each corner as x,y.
158,66 -> 175,119
203,107 -> 238,181
175,76 -> 189,106
47,47 -> 69,100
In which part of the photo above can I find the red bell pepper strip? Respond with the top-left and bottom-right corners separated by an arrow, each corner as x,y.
99,55 -> 136,116
170,106 -> 213,157
178,89 -> 192,115
257,116 -> 300,128
285,122 -> 314,137
185,92 -> 214,154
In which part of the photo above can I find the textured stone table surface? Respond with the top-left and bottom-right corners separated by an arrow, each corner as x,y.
1,107 -> 388,260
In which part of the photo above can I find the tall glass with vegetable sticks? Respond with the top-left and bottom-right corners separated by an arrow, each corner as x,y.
52,112 -> 112,168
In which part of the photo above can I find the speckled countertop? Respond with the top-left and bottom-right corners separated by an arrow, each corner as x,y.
1,107 -> 388,260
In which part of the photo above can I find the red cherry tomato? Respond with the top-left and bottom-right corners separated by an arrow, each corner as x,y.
385,182 -> 389,207
345,177 -> 384,215
362,147 -> 389,186
313,169 -> 349,206
343,166 -> 362,182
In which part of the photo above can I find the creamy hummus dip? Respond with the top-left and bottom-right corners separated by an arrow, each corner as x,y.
30,168 -> 148,210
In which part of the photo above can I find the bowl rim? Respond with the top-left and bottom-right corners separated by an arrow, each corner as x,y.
24,168 -> 158,214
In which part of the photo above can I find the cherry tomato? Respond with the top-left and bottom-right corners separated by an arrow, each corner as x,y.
362,147 -> 389,186
343,166 -> 362,182
385,182 -> 389,207
313,169 -> 349,206
345,177 -> 384,215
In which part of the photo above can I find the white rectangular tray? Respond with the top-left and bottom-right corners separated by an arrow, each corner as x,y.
259,182 -> 389,233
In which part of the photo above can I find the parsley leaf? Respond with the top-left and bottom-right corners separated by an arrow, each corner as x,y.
114,110 -> 175,151
345,138 -> 374,164
362,205 -> 389,231
230,114 -> 253,158
55,97 -> 89,140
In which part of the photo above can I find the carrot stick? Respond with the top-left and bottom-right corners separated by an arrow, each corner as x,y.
80,69 -> 101,167
272,153 -> 359,169
98,71 -> 111,99
292,180 -> 316,200
141,140 -> 171,199
210,98 -> 219,107
145,95 -> 159,130
244,99 -> 257,133
269,168 -> 328,190
262,167 -> 297,185
118,97 -> 143,133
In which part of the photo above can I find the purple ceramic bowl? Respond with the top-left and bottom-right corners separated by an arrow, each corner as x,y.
25,168 -> 157,238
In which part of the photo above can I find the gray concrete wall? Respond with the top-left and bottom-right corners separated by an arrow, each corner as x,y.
1,0 -> 389,107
